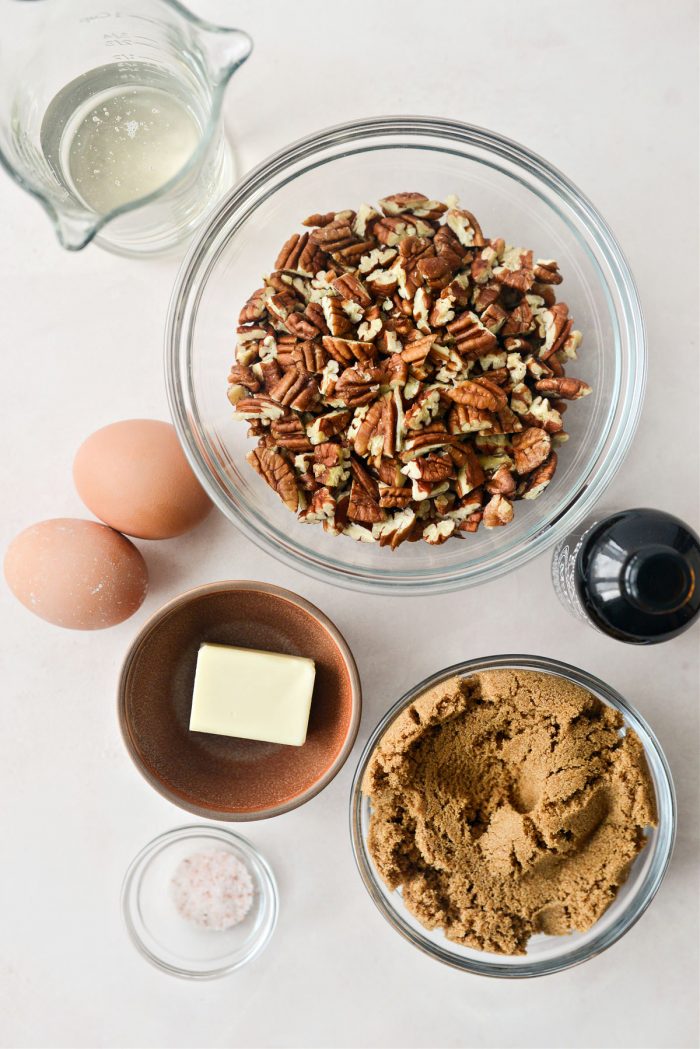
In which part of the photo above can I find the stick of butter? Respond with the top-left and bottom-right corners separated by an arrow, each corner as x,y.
189,643 -> 316,747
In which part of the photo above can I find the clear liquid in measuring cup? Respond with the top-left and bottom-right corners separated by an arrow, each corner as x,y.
41,64 -> 203,215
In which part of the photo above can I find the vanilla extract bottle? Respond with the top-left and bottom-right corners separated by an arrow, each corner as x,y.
552,508 -> 700,644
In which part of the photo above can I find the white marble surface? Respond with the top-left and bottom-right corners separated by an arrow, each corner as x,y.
1,1 -> 698,1046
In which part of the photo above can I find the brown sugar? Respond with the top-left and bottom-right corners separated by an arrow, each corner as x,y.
363,669 -> 657,955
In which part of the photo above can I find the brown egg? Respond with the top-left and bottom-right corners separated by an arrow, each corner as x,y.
73,419 -> 212,540
4,518 -> 148,630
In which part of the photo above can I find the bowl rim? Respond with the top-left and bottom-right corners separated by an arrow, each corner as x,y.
121,824 -> 279,979
117,579 -> 362,820
165,115 -> 647,595
349,653 -> 676,978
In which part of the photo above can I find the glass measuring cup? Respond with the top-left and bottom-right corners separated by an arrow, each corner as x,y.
0,0 -> 252,256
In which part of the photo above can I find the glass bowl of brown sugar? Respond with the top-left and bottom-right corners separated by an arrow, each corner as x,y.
349,654 -> 675,977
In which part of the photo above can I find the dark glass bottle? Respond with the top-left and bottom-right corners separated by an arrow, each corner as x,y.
552,508 -> 700,644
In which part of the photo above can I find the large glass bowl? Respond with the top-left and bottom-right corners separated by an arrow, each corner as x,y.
349,655 -> 676,978
166,116 -> 645,595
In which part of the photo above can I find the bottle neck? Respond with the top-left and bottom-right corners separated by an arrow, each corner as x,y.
623,545 -> 695,614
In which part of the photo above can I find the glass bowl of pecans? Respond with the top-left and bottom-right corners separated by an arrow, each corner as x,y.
166,116 -> 645,594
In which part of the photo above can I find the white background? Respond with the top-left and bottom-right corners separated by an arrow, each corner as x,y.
1,2 -> 698,1047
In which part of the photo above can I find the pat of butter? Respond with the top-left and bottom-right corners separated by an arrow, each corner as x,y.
189,643 -> 316,747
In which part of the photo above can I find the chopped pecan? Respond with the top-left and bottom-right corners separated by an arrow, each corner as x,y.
493,263 -> 534,295
447,379 -> 504,413
403,454 -> 453,485
446,207 -> 485,248
290,340 -> 327,373
308,219 -> 357,252
533,259 -> 562,285
379,485 -> 413,509
480,303 -> 508,334
404,388 -> 442,430
259,357 -> 283,392
270,415 -> 312,452
423,519 -> 456,545
353,398 -> 385,457
497,404 -> 523,434
433,224 -> 466,271
521,396 -> 564,434
538,302 -> 572,360
313,442 -> 350,488
512,427 -> 552,475
227,363 -> 260,393
448,403 -> 496,434
235,396 -> 286,423
471,243 -> 500,285
302,211 -> 345,228
535,377 -> 592,400
239,288 -> 267,325
320,295 -> 353,337
373,508 -> 418,548
379,193 -> 447,219
400,426 -> 460,460
286,313 -> 320,339
486,464 -> 516,497
417,256 -> 453,290
348,480 -> 384,524
247,446 -> 300,511
447,312 -> 498,358
373,216 -> 426,246
458,509 -> 483,533
454,444 -> 485,496
307,410 -> 352,445
377,457 -> 405,487
333,365 -> 381,408
471,281 -> 501,315
502,300 -> 534,336
231,193 -> 589,549
269,368 -> 319,411
332,272 -> 372,307
300,487 -> 336,523
483,494 -> 514,528
520,452 -> 558,499
400,333 -> 437,364
303,301 -> 329,334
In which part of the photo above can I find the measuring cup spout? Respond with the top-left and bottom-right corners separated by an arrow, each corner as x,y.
54,207 -> 101,252
194,23 -> 253,85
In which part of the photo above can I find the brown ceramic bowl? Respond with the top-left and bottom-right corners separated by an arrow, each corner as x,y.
118,581 -> 361,820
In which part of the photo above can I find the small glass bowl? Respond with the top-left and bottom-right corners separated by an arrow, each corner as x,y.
349,655 -> 676,978
122,825 -> 278,979
166,116 -> 646,595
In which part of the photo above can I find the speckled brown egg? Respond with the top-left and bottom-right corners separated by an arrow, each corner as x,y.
4,518 -> 148,629
73,419 -> 212,540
